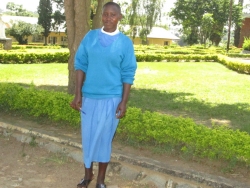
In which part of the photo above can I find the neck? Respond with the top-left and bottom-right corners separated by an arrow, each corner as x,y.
101,27 -> 119,36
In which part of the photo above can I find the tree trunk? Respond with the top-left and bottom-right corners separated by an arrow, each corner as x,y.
64,0 -> 91,94
234,0 -> 244,47
234,27 -> 241,47
44,36 -> 48,45
92,0 -> 112,29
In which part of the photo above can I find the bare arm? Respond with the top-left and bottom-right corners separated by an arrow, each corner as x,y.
70,70 -> 85,111
116,83 -> 132,119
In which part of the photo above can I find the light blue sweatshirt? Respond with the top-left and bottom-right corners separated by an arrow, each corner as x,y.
74,29 -> 137,99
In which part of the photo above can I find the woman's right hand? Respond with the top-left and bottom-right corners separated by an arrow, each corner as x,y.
70,70 -> 85,111
70,94 -> 82,111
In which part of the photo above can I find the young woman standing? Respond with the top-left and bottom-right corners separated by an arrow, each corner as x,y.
70,2 -> 137,188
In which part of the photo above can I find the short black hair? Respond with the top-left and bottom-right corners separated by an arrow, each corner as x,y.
103,2 -> 121,13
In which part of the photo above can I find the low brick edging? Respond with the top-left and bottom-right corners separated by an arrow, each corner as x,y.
0,38 -> 12,50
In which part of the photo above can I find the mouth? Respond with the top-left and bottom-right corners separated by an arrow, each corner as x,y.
104,21 -> 112,25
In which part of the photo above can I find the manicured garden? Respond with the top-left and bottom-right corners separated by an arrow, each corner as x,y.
0,44 -> 250,168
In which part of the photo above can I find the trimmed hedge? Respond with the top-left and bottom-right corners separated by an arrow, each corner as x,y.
0,83 -> 79,126
135,53 -> 218,62
11,45 -> 62,49
118,107 -> 250,162
217,55 -> 250,74
0,52 -> 69,64
0,83 -> 250,165
0,52 -> 218,64
0,51 -> 249,75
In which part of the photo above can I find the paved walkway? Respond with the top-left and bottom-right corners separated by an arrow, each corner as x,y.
230,57 -> 250,63
0,116 -> 249,188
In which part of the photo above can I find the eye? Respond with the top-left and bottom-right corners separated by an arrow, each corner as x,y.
110,13 -> 117,19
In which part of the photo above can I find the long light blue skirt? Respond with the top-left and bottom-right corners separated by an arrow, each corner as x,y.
80,97 -> 121,168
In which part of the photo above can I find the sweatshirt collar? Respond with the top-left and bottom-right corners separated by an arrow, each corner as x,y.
101,27 -> 120,36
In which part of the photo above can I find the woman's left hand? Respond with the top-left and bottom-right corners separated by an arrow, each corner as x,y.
116,101 -> 126,119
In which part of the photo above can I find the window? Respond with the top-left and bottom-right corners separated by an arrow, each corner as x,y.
32,34 -> 44,42
164,41 -> 169,46
61,36 -> 67,42
49,37 -> 57,44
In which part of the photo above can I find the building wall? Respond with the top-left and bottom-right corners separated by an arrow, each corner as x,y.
130,37 -> 172,46
7,31 -> 68,46
8,31 -> 173,46
148,38 -> 172,46
131,37 -> 141,45
239,18 -> 250,48
48,32 -> 68,45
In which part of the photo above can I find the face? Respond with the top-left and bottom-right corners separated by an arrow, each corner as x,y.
102,4 -> 122,33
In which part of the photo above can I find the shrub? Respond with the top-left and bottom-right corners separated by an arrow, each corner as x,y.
0,83 -> 79,126
243,37 -> 250,51
1,83 -> 250,166
0,52 -> 69,64
11,45 -> 61,49
217,55 -> 250,74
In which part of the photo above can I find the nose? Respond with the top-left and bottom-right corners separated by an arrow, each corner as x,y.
104,14 -> 113,21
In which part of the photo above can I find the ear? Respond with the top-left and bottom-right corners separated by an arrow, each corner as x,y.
118,13 -> 123,21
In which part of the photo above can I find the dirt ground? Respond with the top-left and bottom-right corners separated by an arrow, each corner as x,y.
114,140 -> 250,186
0,112 -> 250,188
0,132 -> 156,188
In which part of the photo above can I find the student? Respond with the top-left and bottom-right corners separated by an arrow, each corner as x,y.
70,2 -> 137,188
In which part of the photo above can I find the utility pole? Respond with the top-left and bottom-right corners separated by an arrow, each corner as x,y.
227,0 -> 233,53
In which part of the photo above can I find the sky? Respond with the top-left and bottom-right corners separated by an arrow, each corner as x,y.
0,0 -> 249,13
1,0 -> 40,12
0,0 -> 177,13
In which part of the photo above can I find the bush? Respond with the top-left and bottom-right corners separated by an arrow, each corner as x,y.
119,108 -> 250,162
0,52 -> 69,64
1,83 -> 250,165
0,46 -> 248,75
11,45 -> 61,49
243,37 -> 250,51
217,55 -> 250,74
0,83 -> 79,126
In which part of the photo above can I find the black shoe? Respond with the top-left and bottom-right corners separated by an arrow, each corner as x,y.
77,178 -> 93,188
96,183 -> 106,188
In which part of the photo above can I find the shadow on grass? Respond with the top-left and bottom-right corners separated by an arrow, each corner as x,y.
6,82 -> 250,133
129,88 -> 250,133
16,83 -> 68,92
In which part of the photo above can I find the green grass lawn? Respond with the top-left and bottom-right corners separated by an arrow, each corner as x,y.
1,62 -> 250,133
132,62 -> 250,132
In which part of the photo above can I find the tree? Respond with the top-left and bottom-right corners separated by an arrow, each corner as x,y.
200,13 -> 214,47
126,0 -> 164,44
38,0 -> 52,45
234,0 -> 244,47
6,21 -> 43,44
5,2 -> 37,17
64,0 -> 91,94
126,0 -> 140,41
208,0 -> 229,45
92,0 -> 111,29
51,0 -> 66,32
169,0 -> 204,45
169,0 -> 242,46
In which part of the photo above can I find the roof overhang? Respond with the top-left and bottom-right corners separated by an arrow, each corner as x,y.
243,13 -> 250,18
